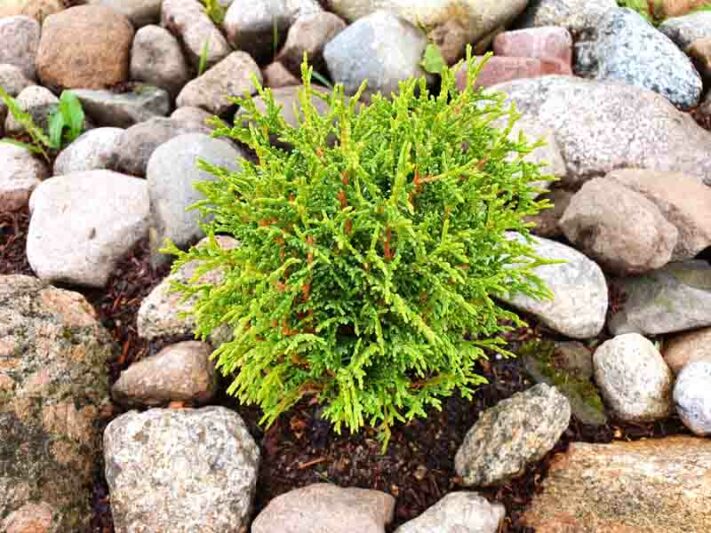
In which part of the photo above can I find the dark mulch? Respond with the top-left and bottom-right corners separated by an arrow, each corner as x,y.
0,207 -> 33,276
692,107 -> 711,131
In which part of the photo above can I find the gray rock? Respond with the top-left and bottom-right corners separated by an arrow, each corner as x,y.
90,0 -> 162,27
4,85 -> 58,135
223,0 -> 322,63
455,384 -> 571,487
73,85 -> 170,128
674,360 -> 711,436
605,169 -> 711,260
493,76 -> 711,186
522,437 -> 711,531
0,16 -> 40,79
161,0 -> 231,69
395,492 -> 504,533
519,0 -> 618,37
111,117 -> 193,177
53,127 -> 124,175
500,235 -> 608,339
252,483 -> 395,533
559,177 -> 678,275
278,11 -> 347,74
326,0 -> 528,57
26,170 -> 150,287
177,51 -> 262,115
0,275 -> 113,531
0,143 -> 48,211
659,11 -> 711,50
575,8 -> 702,109
112,341 -> 217,407
137,236 -> 238,340
147,134 -> 244,257
324,11 -> 429,96
0,63 -> 32,96
663,327 -> 711,374
593,333 -> 673,422
608,260 -> 711,336
104,407 -> 259,533
130,25 -> 190,97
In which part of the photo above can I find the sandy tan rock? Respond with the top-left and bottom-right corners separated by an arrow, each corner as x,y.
36,5 -> 133,90
663,327 -> 711,374
522,437 -> 711,532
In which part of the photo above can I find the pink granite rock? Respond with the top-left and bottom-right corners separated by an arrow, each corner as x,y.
493,26 -> 573,73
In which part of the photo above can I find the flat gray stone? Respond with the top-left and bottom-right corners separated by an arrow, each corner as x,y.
73,85 -> 170,128
500,235 -> 608,339
395,492 -> 504,533
674,360 -> 711,436
493,76 -> 711,186
324,10 -> 428,96
608,260 -> 711,336
593,333 -> 673,422
146,134 -> 244,258
455,384 -> 571,487
575,8 -> 702,109
53,127 -> 124,176
26,170 -> 150,287
659,11 -> 711,50
104,407 -> 259,533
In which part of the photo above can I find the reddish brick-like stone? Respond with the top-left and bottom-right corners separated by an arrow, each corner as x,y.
457,56 -> 567,90
493,26 -> 573,74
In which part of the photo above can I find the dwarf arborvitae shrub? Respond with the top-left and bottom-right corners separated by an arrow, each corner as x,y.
167,56 -> 552,442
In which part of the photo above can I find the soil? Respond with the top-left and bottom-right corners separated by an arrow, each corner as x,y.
0,207 -> 692,532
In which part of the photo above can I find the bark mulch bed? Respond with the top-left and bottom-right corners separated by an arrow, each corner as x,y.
0,211 -> 691,532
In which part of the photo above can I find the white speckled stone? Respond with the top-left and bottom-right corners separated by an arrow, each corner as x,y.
593,333 -> 673,422
674,360 -> 711,436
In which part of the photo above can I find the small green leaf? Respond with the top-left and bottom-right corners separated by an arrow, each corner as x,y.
47,110 -> 64,149
60,90 -> 85,143
421,43 -> 446,75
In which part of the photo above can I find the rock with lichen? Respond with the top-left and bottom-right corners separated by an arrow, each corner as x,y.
0,275 -> 113,532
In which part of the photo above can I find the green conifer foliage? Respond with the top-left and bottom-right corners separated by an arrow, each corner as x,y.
167,55 -> 552,443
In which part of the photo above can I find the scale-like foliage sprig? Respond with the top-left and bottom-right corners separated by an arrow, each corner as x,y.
168,53 -> 552,445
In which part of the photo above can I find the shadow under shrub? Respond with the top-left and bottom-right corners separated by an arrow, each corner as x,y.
166,55 -> 552,444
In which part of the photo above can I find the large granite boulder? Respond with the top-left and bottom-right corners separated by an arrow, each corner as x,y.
0,275 -> 113,531
522,437 -> 711,531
